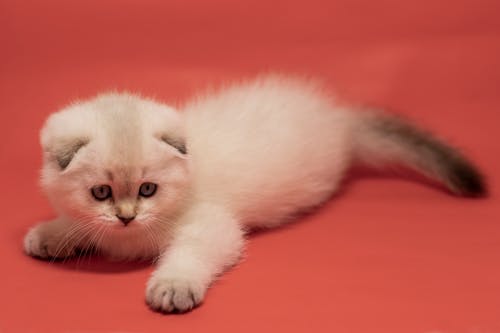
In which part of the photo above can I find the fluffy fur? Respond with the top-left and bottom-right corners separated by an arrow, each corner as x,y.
24,75 -> 486,313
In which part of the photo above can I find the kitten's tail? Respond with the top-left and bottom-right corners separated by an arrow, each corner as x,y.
351,110 -> 487,197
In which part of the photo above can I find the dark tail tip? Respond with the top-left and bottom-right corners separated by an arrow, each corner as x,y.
446,158 -> 487,197
355,110 -> 488,198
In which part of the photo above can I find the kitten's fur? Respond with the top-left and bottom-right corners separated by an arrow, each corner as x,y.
24,75 -> 485,313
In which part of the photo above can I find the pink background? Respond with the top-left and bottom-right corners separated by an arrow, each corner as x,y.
1,0 -> 499,332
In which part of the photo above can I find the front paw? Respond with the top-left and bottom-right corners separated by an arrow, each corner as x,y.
24,224 -> 75,260
145,275 -> 205,313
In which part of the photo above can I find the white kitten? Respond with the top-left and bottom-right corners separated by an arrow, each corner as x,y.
24,75 -> 485,313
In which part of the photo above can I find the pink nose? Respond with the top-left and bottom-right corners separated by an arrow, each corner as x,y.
116,215 -> 135,226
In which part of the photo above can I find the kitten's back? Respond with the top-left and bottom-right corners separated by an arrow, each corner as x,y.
184,76 -> 354,226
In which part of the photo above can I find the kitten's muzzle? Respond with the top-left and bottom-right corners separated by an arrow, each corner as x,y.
116,215 -> 135,226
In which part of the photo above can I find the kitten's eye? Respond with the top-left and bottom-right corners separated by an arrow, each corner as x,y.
91,185 -> 112,201
139,182 -> 157,198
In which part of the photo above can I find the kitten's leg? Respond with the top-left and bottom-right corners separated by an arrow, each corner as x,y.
146,203 -> 244,313
24,217 -> 79,259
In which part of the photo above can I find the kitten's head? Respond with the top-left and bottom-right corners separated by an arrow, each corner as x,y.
40,93 -> 189,255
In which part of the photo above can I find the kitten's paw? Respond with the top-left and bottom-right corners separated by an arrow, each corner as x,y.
23,224 -> 75,260
145,276 -> 205,313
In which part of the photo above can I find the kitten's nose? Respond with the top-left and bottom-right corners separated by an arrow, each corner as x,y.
116,215 -> 135,226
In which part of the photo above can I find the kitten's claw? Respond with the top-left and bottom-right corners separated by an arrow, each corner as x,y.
23,224 -> 75,260
145,276 -> 205,313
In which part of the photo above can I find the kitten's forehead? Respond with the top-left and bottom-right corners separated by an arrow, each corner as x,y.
99,137 -> 170,172
105,167 -> 141,182
69,93 -> 184,186
101,108 -> 144,160
91,96 -> 177,167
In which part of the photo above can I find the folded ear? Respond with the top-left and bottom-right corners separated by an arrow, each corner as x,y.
40,109 -> 91,170
47,138 -> 89,169
155,106 -> 187,156
160,134 -> 187,155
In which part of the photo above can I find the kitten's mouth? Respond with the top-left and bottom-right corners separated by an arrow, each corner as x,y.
107,221 -> 141,230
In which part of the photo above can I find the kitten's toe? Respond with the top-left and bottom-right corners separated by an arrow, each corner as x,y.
23,225 -> 75,260
145,277 -> 205,313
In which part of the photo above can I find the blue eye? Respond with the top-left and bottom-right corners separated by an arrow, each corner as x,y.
91,185 -> 112,201
139,182 -> 157,198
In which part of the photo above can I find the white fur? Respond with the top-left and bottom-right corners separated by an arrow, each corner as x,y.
30,93 -> 189,260
184,76 -> 353,228
24,76 -> 359,312
25,74 -> 466,313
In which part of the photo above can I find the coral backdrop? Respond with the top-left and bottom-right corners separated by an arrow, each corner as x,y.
1,0 -> 499,332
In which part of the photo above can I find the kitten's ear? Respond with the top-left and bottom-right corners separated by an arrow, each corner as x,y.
160,134 -> 187,155
47,138 -> 89,169
40,111 -> 90,170
155,105 -> 187,156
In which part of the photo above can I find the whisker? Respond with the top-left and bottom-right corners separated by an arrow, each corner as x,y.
142,223 -> 157,256
94,224 -> 109,257
74,223 -> 101,268
51,222 -> 95,264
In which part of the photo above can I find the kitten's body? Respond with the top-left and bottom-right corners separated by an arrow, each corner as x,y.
24,75 -> 485,313
185,77 -> 352,228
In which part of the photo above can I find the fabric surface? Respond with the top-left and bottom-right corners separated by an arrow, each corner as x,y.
1,0 -> 499,332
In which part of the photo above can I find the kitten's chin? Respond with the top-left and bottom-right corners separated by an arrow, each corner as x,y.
98,222 -> 164,261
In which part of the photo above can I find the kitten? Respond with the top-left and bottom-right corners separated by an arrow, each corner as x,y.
24,75 -> 486,313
